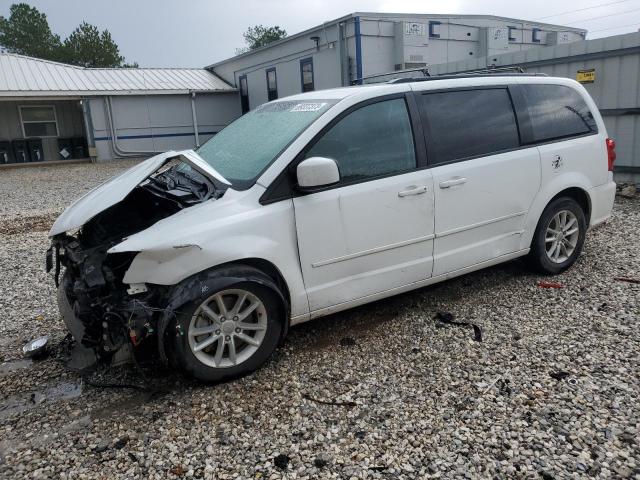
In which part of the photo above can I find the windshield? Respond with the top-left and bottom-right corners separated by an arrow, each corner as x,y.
196,100 -> 336,189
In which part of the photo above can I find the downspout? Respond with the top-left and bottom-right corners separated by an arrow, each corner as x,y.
105,96 -> 156,158
354,16 -> 363,85
190,91 -> 200,148
80,98 -> 96,163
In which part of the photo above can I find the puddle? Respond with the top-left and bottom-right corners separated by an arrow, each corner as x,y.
0,381 -> 82,420
0,359 -> 33,376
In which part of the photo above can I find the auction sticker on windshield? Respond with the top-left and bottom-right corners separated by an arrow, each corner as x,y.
290,102 -> 327,112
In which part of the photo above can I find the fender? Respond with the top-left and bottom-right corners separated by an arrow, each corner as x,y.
519,171 -> 593,251
157,266 -> 289,365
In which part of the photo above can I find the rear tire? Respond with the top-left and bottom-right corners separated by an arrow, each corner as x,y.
528,197 -> 587,275
172,275 -> 284,383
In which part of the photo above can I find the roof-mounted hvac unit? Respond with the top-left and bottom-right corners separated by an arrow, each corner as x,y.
394,21 -> 429,71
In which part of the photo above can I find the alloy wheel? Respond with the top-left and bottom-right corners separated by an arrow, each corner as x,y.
545,210 -> 580,264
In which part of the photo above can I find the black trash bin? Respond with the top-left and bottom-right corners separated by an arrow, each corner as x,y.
57,138 -> 74,160
27,138 -> 44,162
11,139 -> 29,163
0,140 -> 14,164
71,137 -> 88,159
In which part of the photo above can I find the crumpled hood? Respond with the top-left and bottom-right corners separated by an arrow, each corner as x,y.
49,150 -> 230,237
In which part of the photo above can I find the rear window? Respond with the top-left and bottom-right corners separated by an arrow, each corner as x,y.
521,84 -> 597,143
418,88 -> 520,165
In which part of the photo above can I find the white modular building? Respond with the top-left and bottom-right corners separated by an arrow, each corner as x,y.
0,53 -> 240,164
208,12 -> 586,112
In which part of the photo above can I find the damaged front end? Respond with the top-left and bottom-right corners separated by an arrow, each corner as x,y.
46,151 -> 229,368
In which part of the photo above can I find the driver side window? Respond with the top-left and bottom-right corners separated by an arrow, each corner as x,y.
305,97 -> 416,184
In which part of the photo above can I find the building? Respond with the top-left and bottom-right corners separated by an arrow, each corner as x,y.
0,53 -> 240,164
208,12 -> 586,112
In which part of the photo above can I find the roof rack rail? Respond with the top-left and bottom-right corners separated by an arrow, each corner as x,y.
387,66 -> 547,84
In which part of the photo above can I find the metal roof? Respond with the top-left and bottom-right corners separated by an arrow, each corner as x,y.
0,53 -> 235,97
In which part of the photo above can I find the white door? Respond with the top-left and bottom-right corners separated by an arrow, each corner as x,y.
415,87 -> 541,276
293,97 -> 435,311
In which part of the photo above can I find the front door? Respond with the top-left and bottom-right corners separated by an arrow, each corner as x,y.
293,97 -> 435,312
414,86 -> 541,276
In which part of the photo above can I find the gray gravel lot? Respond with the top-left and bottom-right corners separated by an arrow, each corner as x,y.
0,162 -> 638,479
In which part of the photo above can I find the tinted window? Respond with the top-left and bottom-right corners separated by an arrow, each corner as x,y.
419,88 -> 519,165
300,58 -> 314,92
305,98 -> 416,183
522,84 -> 597,143
266,68 -> 278,101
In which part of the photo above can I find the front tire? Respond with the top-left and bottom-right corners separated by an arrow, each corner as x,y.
173,278 -> 284,383
528,197 -> 587,275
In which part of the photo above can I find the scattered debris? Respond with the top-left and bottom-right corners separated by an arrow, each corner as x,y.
313,453 -> 332,468
114,435 -> 129,449
302,393 -> 357,408
0,359 -> 32,376
92,439 -> 111,453
614,276 -> 640,284
550,371 -> 571,381
339,337 -> 356,347
274,454 -> 290,470
169,465 -> 186,476
617,183 -> 637,198
537,281 -> 564,289
22,336 -> 49,359
434,312 -> 482,342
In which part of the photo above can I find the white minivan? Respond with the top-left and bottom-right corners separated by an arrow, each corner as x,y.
48,74 -> 616,381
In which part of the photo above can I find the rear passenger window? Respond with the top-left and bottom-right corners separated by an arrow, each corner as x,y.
418,88 -> 519,165
522,84 -> 597,143
305,98 -> 416,184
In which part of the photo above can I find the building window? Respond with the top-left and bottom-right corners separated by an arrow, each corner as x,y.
532,28 -> 541,43
429,21 -> 441,38
300,58 -> 314,92
239,75 -> 249,114
266,67 -> 278,101
508,26 -> 516,41
20,105 -> 58,137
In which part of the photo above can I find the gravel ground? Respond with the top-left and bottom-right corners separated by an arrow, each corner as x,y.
0,163 -> 638,479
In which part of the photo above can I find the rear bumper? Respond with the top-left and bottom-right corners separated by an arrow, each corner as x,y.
589,179 -> 616,229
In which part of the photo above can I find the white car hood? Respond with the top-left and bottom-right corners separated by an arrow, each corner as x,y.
49,150 -> 229,237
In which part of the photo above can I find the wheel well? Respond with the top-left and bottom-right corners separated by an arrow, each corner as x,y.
227,258 -> 291,314
550,187 -> 591,224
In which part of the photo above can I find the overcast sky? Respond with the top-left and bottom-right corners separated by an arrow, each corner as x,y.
1,0 -> 639,67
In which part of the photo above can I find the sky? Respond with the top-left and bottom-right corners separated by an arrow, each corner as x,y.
1,0 -> 640,68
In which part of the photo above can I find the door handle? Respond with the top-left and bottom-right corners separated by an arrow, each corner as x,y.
439,177 -> 467,189
398,185 -> 428,197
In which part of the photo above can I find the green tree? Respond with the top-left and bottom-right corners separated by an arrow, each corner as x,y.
243,25 -> 287,50
61,21 -> 124,67
0,3 -> 136,68
0,3 -> 62,60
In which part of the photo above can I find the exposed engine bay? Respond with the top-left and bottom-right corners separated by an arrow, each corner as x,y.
47,157 -> 227,368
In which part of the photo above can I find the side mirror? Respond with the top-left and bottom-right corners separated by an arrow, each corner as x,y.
296,157 -> 340,191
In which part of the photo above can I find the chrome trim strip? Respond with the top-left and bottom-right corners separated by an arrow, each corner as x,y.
311,234 -> 435,268
437,211 -> 526,238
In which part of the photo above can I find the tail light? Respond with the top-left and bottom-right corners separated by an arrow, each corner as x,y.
606,138 -> 616,172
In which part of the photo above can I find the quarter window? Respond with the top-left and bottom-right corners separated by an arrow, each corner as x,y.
266,68 -> 278,101
305,98 -> 416,184
300,58 -> 314,92
20,105 -> 58,137
418,88 -> 520,165
521,84 -> 597,143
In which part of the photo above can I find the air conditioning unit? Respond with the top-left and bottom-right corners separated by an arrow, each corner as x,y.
394,21 -> 429,70
547,31 -> 573,46
479,27 -> 509,57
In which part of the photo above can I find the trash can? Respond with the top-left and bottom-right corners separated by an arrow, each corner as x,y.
72,137 -> 88,159
0,140 -> 14,164
11,139 -> 29,163
27,138 -> 44,162
57,138 -> 74,160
